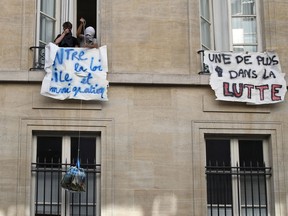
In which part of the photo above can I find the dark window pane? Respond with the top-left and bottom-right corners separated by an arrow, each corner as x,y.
206,171 -> 233,205
77,0 -> 97,35
239,140 -> 263,166
71,137 -> 96,167
206,139 -> 231,166
206,139 -> 232,205
37,136 -> 62,165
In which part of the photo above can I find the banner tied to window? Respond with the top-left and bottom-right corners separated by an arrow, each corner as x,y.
204,51 -> 287,105
41,43 -> 109,101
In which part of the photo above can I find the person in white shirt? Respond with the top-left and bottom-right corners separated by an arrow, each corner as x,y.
77,18 -> 98,48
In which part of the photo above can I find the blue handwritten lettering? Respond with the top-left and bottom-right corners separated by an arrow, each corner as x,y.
74,63 -> 87,72
72,85 -> 106,98
54,48 -> 89,63
64,49 -> 75,60
50,86 -> 71,94
90,57 -> 103,72
72,50 -> 87,61
52,71 -> 73,82
80,73 -> 93,85
55,49 -> 64,65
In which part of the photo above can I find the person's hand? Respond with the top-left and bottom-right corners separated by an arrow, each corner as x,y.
80,18 -> 86,25
63,28 -> 70,34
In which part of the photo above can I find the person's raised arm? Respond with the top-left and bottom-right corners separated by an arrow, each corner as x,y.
77,18 -> 86,38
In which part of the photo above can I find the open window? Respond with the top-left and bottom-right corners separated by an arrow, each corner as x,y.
31,0 -> 99,70
36,0 -> 99,46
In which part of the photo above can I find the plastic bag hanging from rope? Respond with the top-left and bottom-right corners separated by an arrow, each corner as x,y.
61,159 -> 86,192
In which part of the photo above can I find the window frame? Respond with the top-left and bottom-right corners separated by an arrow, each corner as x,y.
35,0 -> 100,47
19,118 -> 114,216
191,121 -> 286,216
205,137 -> 271,215
199,0 -> 263,52
31,132 -> 101,216
36,0 -> 61,46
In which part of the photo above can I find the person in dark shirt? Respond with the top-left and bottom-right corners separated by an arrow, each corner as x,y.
54,21 -> 79,47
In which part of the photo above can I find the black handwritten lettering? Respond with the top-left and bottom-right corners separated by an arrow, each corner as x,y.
262,69 -> 276,79
229,69 -> 257,79
215,66 -> 223,77
235,55 -> 252,64
208,53 -> 231,64
256,55 -> 279,66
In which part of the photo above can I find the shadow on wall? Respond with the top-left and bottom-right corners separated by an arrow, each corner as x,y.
102,194 -> 178,216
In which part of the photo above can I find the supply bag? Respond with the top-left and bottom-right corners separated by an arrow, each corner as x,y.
61,166 -> 86,192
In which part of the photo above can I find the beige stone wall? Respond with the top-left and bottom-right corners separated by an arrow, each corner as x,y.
0,83 -> 287,215
263,0 -> 288,75
0,0 -> 35,71
108,0 -> 192,74
0,0 -> 288,216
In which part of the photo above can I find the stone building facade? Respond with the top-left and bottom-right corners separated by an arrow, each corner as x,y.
0,0 -> 288,215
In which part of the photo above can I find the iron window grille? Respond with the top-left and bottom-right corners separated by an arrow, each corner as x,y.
31,158 -> 101,216
29,46 -> 45,70
206,162 -> 272,216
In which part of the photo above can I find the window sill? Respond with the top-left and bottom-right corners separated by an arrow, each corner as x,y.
2,71 -> 288,89
0,70 -> 211,85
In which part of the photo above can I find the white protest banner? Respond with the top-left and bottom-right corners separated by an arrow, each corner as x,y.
41,42 -> 109,101
204,51 -> 287,104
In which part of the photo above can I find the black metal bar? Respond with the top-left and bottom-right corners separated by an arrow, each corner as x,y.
222,162 -> 227,216
64,162 -> 67,216
243,162 -> 248,216
71,191 -> 74,215
216,161 -> 220,216
31,159 -> 101,216
79,193 -> 82,215
64,190 -> 67,216
29,46 -> 45,70
35,158 -> 39,214
205,162 -> 271,216
57,158 -> 61,215
43,158 -> 46,215
207,172 -> 212,216
257,162 -> 261,216
86,159 -> 89,216
236,163 -> 240,216
50,158 -> 53,215
250,162 -> 255,216
197,49 -> 211,74
93,158 -> 97,216
263,162 -> 269,216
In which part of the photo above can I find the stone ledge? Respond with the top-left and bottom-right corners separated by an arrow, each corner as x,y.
0,70 -> 211,85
